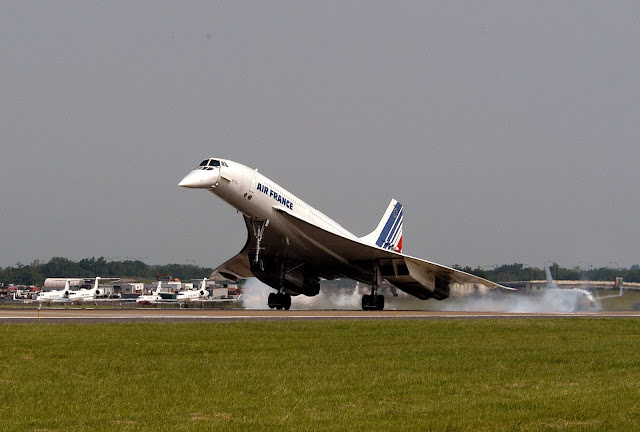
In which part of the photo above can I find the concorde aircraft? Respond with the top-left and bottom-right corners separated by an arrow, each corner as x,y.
179,158 -> 507,310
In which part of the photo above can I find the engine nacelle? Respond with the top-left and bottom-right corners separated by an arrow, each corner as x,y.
432,276 -> 450,300
283,271 -> 320,297
95,289 -> 104,297
402,259 -> 451,300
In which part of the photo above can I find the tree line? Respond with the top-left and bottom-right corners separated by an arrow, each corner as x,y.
453,262 -> 640,284
2,257 -> 639,286
0,257 -> 213,286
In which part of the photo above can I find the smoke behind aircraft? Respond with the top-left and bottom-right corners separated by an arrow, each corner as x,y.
242,279 -> 601,312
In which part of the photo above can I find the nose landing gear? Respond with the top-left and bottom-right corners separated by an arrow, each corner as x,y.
250,218 -> 269,270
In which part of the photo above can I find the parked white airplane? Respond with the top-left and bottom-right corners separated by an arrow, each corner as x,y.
68,277 -> 105,303
36,279 -> 72,303
176,278 -> 209,302
136,281 -> 165,304
179,158 -> 507,310
543,263 -> 598,310
545,263 -> 624,307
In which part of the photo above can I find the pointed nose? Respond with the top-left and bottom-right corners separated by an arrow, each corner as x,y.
179,168 -> 220,188
178,171 -> 203,188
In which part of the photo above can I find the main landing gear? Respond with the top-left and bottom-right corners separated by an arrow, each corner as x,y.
268,292 -> 291,310
361,263 -> 385,310
361,292 -> 385,311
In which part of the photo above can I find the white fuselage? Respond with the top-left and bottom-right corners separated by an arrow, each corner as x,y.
176,290 -> 208,302
68,289 -> 101,302
179,159 -> 358,243
136,293 -> 163,304
68,278 -> 103,302
37,279 -> 72,303
36,290 -> 69,303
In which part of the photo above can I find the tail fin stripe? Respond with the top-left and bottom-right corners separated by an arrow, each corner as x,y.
375,209 -> 399,247
376,204 -> 403,248
361,199 -> 404,253
384,210 -> 403,247
388,219 -> 403,247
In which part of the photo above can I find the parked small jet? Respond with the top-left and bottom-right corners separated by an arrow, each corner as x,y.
36,279 -> 72,303
176,278 -> 209,302
179,158 -> 507,310
136,281 -> 165,304
68,277 -> 105,303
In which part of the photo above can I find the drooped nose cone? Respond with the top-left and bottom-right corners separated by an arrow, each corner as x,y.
178,171 -> 203,188
178,169 -> 219,188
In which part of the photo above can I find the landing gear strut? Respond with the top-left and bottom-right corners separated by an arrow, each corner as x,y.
268,292 -> 291,310
361,263 -> 385,310
250,219 -> 269,270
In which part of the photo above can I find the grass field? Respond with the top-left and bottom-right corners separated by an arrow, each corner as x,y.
1,319 -> 639,431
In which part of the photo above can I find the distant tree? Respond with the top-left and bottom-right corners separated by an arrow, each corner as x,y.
1,257 -> 638,286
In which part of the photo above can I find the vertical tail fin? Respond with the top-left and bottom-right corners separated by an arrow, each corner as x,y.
360,199 -> 404,253
154,281 -> 162,294
545,263 -> 558,289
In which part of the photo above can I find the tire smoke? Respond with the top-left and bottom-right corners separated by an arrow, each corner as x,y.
241,278 -> 602,312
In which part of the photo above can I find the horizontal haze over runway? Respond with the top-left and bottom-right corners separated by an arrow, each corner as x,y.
1,3 -> 639,269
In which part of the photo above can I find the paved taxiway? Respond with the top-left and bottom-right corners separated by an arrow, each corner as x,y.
1,308 -> 640,323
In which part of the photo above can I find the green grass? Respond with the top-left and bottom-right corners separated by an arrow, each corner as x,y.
1,320 -> 639,431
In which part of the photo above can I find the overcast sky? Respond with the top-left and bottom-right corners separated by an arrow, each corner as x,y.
1,2 -> 639,270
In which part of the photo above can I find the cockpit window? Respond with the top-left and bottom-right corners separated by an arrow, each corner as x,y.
198,159 -> 222,170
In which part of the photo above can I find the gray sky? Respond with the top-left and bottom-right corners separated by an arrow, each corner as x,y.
1,2 -> 639,270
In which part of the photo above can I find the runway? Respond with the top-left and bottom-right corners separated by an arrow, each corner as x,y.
1,308 -> 640,323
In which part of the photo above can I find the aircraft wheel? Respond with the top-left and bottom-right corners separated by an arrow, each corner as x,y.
283,294 -> 291,310
361,294 -> 372,310
267,293 -> 276,309
275,293 -> 284,310
375,295 -> 385,311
